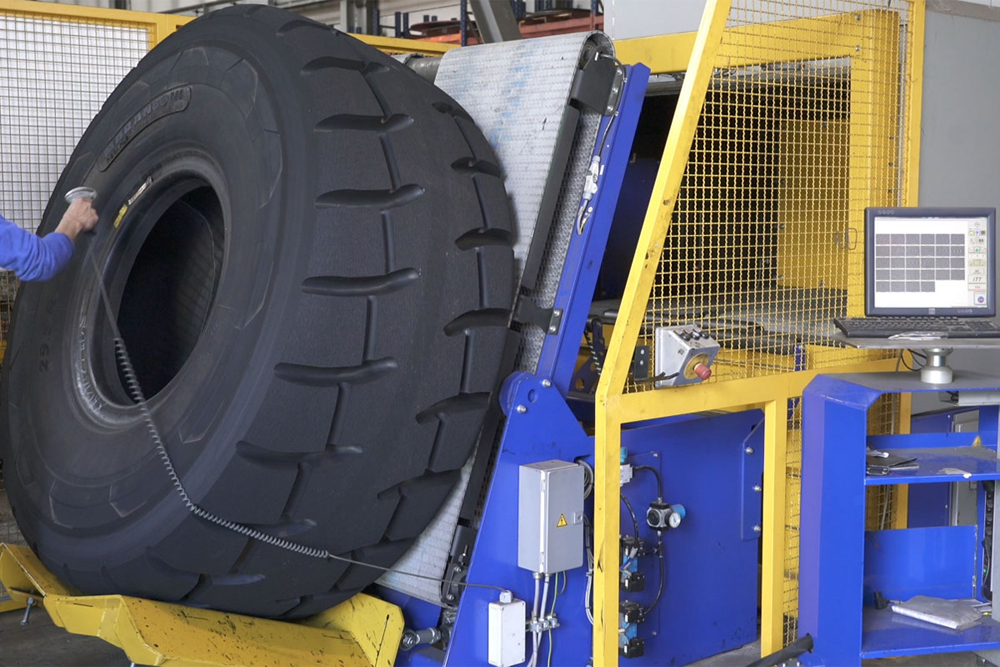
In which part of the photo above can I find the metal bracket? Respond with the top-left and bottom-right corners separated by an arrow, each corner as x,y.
570,54 -> 620,116
441,525 -> 477,606
631,346 -> 651,382
513,295 -> 563,335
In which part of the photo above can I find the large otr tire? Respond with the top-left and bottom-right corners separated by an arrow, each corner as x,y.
0,6 -> 514,618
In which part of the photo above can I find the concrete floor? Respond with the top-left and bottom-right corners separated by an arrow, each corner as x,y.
0,606 -> 126,667
688,640 -> 991,667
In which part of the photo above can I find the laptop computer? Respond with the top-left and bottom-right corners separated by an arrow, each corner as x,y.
834,207 -> 1000,339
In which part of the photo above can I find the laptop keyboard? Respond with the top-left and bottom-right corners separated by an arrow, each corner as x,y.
834,317 -> 1000,338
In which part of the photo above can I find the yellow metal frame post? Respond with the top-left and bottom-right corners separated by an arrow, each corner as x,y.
594,3 -> 732,665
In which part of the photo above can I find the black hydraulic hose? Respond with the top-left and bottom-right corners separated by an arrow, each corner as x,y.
745,634 -> 814,667
632,465 -> 663,499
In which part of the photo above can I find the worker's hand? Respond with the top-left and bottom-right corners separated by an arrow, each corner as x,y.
55,198 -> 99,241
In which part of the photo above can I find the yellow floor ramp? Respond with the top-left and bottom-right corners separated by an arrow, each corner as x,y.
0,543 -> 403,667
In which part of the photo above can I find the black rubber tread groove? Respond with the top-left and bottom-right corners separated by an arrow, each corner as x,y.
276,19 -> 332,36
301,269 -> 419,297
1,5 -> 514,619
315,184 -> 425,209
455,227 -> 513,250
451,158 -> 503,178
235,441 -> 361,465
416,393 -> 492,424
315,113 -> 414,133
443,308 -> 511,336
300,55 -> 365,73
273,358 -> 397,387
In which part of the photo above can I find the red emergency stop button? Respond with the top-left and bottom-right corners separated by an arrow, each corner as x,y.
693,363 -> 712,381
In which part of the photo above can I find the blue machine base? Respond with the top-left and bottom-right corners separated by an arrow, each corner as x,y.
394,373 -> 765,666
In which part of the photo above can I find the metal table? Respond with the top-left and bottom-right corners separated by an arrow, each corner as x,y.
837,334 -> 1000,384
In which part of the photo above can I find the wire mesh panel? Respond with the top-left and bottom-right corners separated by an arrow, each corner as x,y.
602,1 -> 920,659
0,10 -> 149,362
625,0 -> 916,392
0,6 -> 153,550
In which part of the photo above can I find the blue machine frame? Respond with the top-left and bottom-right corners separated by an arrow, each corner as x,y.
391,62 -> 767,667
800,373 -> 1000,665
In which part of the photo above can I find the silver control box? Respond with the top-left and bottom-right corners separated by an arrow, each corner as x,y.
654,325 -> 720,388
518,460 -> 584,574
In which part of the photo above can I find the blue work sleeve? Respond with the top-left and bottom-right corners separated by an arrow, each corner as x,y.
0,213 -> 74,282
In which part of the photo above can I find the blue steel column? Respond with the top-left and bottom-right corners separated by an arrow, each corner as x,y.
799,375 -> 880,666
535,65 -> 651,391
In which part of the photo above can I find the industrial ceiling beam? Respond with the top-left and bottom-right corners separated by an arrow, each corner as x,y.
469,0 -> 522,43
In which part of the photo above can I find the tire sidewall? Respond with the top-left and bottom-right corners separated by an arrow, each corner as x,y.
2,27 -> 309,566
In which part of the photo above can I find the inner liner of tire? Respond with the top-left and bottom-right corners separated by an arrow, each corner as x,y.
95,182 -> 224,403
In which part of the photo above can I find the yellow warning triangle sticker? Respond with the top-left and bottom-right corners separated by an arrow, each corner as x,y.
556,514 -> 568,528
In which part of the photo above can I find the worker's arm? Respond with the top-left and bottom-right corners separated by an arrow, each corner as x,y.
0,199 -> 98,282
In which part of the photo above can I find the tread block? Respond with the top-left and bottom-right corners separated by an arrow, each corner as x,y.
383,471 -> 460,541
153,516 -> 249,576
241,383 -> 338,456
198,454 -> 299,525
106,554 -> 200,602
286,461 -> 400,554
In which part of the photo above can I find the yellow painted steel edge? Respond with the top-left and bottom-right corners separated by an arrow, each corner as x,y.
618,358 -> 899,419
301,593 -> 405,667
0,595 -> 25,613
356,34 -> 456,55
616,11 -> 870,73
593,2 -> 733,665
760,398 -> 788,653
45,594 -> 376,667
0,544 -> 400,667
0,544 -> 75,600
893,2 -> 924,532
615,32 -> 697,73
905,0 -> 926,206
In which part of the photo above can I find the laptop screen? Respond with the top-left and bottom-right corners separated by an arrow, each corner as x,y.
866,207 -> 997,317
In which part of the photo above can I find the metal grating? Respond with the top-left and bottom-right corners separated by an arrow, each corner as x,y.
782,398 -> 803,644
626,0 -> 916,392
0,8 -> 151,548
